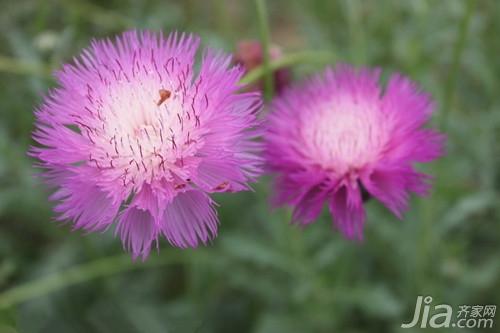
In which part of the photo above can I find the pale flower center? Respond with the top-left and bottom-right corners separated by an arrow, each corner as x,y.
301,97 -> 389,176
82,69 -> 203,190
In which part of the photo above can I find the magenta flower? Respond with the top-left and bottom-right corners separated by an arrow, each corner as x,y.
264,65 -> 444,239
31,31 -> 262,259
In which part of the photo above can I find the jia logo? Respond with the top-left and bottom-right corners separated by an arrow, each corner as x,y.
401,296 -> 496,329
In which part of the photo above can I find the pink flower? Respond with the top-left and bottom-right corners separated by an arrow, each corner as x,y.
31,31 -> 262,259
264,65 -> 445,239
233,40 -> 291,94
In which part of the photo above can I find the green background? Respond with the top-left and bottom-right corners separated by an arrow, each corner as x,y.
0,0 -> 498,332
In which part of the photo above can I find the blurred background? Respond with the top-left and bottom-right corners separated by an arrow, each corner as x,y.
0,0 -> 499,332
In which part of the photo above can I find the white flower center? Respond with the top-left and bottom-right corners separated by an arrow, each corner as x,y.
301,96 -> 389,176
82,67 -> 204,190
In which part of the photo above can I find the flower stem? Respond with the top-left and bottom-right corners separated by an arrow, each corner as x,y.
418,0 -> 475,287
345,0 -> 366,65
255,0 -> 274,101
0,250 -> 210,310
0,55 -> 51,78
240,50 -> 336,86
440,0 -> 475,129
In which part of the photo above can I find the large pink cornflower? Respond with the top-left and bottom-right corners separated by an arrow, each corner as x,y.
264,65 -> 444,239
31,31 -> 262,259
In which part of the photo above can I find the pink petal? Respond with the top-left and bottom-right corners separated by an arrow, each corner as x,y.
193,155 -> 248,193
50,168 -> 119,232
162,191 -> 218,248
116,206 -> 158,261
291,184 -> 330,226
361,165 -> 430,218
329,183 -> 365,239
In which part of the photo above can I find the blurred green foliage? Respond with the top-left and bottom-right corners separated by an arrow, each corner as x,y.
0,0 -> 499,332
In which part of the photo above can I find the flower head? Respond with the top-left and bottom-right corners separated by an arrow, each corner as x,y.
233,40 -> 290,94
264,65 -> 444,239
31,31 -> 262,259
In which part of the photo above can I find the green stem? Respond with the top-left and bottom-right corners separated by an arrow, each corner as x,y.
0,55 -> 51,78
0,250 -> 210,309
255,0 -> 274,101
416,0 -> 475,289
214,0 -> 232,43
61,0 -> 133,29
440,0 -> 475,129
418,0 -> 475,287
345,0 -> 366,65
1,47 -> 336,88
239,50 -> 336,86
